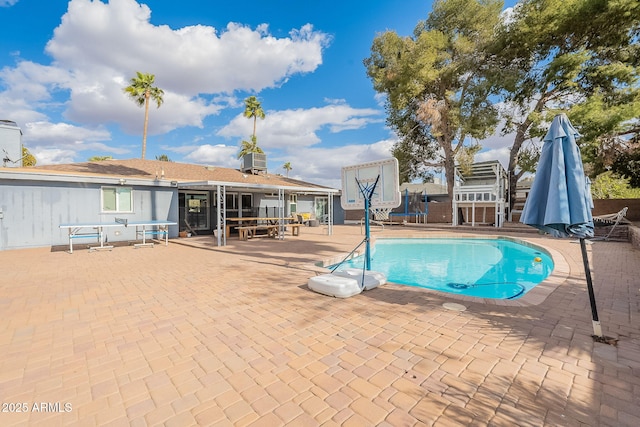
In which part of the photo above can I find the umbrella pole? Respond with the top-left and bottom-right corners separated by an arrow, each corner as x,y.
580,238 -> 603,337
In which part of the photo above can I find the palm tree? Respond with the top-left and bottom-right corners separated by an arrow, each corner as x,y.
283,162 -> 292,177
243,96 -> 265,139
237,135 -> 264,159
155,154 -> 172,162
124,72 -> 164,159
88,156 -> 113,162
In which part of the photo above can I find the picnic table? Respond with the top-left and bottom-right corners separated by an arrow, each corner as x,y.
226,217 -> 302,241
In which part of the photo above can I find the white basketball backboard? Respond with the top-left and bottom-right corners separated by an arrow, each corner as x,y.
341,157 -> 401,210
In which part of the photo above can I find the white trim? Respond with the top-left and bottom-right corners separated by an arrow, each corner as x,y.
0,170 -> 177,187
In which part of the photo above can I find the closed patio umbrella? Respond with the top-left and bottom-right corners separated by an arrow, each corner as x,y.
520,114 -> 602,338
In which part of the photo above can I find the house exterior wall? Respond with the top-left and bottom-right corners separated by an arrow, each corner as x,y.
0,179 -> 178,251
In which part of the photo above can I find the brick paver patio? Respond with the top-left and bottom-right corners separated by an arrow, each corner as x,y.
0,225 -> 638,426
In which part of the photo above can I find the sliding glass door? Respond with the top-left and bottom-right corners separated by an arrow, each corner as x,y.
181,191 -> 210,230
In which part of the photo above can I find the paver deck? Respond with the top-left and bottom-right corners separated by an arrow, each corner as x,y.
0,225 -> 638,426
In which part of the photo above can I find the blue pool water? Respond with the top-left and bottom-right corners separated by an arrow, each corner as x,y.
332,238 -> 554,299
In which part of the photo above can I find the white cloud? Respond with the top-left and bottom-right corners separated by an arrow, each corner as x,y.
500,7 -> 516,26
64,77 -> 224,135
0,60 -> 73,103
182,144 -> 239,169
24,121 -> 112,146
479,127 -> 516,151
217,101 -> 383,149
45,0 -> 330,95
0,0 -> 19,7
32,148 -> 80,165
0,0 -> 331,156
374,93 -> 386,107
22,121 -> 128,164
270,138 -> 396,188
0,96 -> 49,125
170,131 -> 395,188
476,146 -> 511,171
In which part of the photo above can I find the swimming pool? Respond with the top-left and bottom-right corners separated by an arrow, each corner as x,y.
332,238 -> 554,299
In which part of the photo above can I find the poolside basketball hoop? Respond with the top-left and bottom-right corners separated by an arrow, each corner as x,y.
340,158 -> 401,212
340,158 -> 401,271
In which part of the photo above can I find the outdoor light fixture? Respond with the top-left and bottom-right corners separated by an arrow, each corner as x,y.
119,178 -> 126,185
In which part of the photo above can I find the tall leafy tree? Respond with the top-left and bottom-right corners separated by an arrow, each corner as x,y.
491,0 -> 640,205
243,96 -> 265,140
365,0 -> 503,198
124,72 -> 164,160
610,137 -> 640,187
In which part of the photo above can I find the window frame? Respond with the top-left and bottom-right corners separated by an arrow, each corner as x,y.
240,193 -> 253,214
101,186 -> 134,213
289,193 -> 298,214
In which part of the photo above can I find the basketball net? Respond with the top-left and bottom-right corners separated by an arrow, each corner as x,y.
371,207 -> 392,221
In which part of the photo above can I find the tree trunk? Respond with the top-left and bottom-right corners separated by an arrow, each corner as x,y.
142,91 -> 150,159
507,122 -> 528,212
444,155 -> 456,200
253,116 -> 257,139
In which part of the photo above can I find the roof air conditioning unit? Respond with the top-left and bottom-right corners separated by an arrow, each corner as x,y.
242,153 -> 267,174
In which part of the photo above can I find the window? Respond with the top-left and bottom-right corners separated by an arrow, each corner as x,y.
241,193 -> 253,213
225,192 -> 239,217
102,187 -> 133,212
225,193 -> 238,209
289,194 -> 297,214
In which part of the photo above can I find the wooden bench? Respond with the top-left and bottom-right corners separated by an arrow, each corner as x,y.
236,223 -> 302,240
236,225 -> 279,240
269,223 -> 303,237
288,223 -> 302,236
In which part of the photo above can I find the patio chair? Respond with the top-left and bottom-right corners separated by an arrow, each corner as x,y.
591,206 -> 630,241
296,214 -> 307,226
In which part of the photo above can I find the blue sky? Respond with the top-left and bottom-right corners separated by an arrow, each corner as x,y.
1,0 -> 516,187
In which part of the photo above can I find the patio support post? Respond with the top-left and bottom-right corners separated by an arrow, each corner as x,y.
278,188 -> 285,240
216,185 -> 226,246
327,190 -> 333,235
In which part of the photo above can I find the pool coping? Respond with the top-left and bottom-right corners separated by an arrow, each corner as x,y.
313,234 -> 570,307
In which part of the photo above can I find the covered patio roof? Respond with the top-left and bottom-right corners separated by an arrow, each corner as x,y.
178,180 -> 339,194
